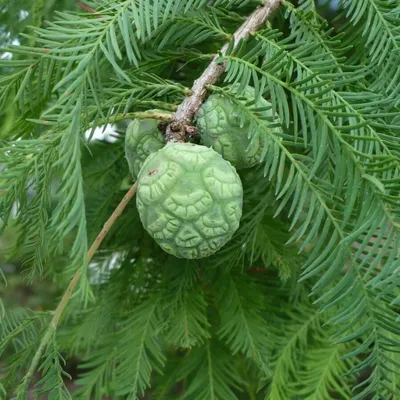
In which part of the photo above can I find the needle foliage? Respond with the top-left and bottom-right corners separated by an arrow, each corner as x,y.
1,0 -> 400,399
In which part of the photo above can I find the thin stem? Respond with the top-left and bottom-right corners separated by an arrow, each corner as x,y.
165,0 -> 282,142
87,182 -> 137,260
18,182 -> 138,393
88,110 -> 174,130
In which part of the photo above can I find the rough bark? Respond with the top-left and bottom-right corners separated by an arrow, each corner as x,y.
165,0 -> 282,143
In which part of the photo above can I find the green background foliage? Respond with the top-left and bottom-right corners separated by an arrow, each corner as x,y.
1,0 -> 400,399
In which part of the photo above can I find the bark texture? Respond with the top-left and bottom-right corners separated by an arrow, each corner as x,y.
165,0 -> 282,143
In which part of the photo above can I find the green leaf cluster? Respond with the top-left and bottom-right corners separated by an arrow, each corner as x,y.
1,0 -> 400,399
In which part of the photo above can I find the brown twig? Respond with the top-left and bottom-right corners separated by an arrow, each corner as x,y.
87,110 -> 174,131
18,182 -> 138,394
76,2 -> 102,18
165,0 -> 282,143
